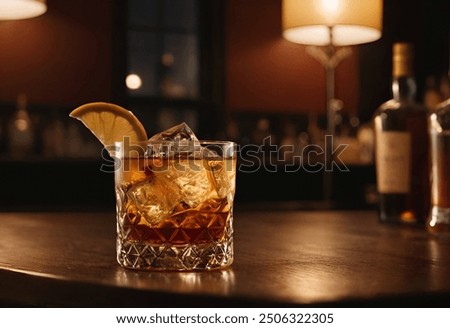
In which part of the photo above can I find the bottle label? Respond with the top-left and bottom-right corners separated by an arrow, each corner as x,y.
376,131 -> 411,193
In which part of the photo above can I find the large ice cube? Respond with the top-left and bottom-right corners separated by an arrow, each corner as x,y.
126,177 -> 180,225
148,122 -> 198,142
156,158 -> 214,208
145,122 -> 228,209
148,122 -> 202,157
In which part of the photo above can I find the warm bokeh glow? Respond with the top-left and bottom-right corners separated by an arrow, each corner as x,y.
0,0 -> 47,20
126,74 -> 142,90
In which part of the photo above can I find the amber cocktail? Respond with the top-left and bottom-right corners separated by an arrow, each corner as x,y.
114,140 -> 236,271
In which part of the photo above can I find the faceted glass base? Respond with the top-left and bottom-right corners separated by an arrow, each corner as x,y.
116,210 -> 234,271
117,238 -> 233,271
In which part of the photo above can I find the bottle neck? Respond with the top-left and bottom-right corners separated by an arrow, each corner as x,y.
392,75 -> 416,102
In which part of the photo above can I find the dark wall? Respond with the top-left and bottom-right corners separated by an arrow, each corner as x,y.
0,0 -> 114,107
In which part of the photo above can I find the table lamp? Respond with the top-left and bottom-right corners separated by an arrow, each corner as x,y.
0,0 -> 47,20
282,0 -> 382,201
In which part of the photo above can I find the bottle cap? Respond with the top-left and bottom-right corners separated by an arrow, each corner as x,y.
393,42 -> 414,78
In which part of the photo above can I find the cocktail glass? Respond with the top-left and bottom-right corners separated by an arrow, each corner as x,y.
113,139 -> 236,271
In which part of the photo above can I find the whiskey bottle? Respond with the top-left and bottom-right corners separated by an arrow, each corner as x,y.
373,43 -> 430,224
427,79 -> 450,234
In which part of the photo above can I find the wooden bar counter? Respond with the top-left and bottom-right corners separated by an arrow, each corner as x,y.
0,210 -> 449,307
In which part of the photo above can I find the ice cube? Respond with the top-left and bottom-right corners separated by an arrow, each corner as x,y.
144,123 -> 227,208
147,122 -> 202,157
126,177 -> 180,226
148,122 -> 198,142
207,160 -> 234,199
155,158 -> 214,208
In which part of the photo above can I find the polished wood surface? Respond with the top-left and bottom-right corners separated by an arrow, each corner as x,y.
0,210 -> 450,307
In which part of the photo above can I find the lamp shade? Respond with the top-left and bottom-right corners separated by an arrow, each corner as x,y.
0,0 -> 47,20
282,0 -> 382,46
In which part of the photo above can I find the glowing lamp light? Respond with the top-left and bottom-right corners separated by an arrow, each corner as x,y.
0,0 -> 47,20
282,0 -> 382,46
281,0 -> 383,201
126,74 -> 142,90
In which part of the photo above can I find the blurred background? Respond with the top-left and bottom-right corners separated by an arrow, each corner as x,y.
0,0 -> 448,211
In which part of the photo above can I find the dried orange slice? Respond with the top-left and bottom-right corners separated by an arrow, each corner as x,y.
69,102 -> 147,147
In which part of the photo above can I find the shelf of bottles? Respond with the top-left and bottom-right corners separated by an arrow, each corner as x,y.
0,94 -> 103,162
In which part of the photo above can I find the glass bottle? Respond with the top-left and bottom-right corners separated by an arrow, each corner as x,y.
7,93 -> 35,159
427,79 -> 450,233
373,43 -> 430,225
